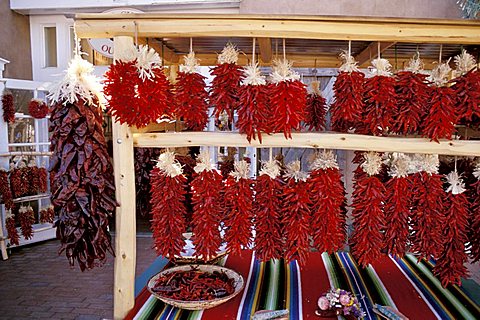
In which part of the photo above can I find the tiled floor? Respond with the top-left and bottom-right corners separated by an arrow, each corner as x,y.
0,235 -> 157,320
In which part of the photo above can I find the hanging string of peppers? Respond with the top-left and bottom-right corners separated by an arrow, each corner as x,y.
304,81 -> 327,131
40,205 -> 55,224
224,160 -> 254,256
308,150 -> 346,253
28,98 -> 49,119
470,162 -> 480,262
149,152 -> 188,259
0,169 -> 13,210
18,205 -> 35,240
1,90 -> 15,123
5,210 -> 19,246
254,159 -> 284,261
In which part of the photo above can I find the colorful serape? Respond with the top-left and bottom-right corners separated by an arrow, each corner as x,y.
126,251 -> 480,320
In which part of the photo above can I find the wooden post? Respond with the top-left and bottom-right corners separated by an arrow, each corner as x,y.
112,36 -> 137,320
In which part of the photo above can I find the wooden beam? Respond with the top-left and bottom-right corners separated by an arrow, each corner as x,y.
112,36 -> 137,320
194,53 -> 340,67
75,14 -> 480,44
355,41 -> 396,66
257,37 -> 272,63
137,38 -> 179,63
133,132 -> 480,157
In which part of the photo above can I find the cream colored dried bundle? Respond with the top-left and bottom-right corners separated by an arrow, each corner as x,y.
388,153 -> 410,178
230,160 -> 250,181
270,58 -> 300,84
259,160 -> 281,179
428,60 -> 452,87
194,150 -> 216,173
217,43 -> 239,65
454,49 -> 477,76
284,160 -> 309,182
409,153 -> 440,175
310,80 -> 322,96
5,209 -> 14,220
180,51 -> 200,74
405,56 -> 424,73
445,171 -> 466,195
473,160 -> 480,180
370,58 -> 393,77
136,45 -> 162,81
361,151 -> 382,176
311,150 -> 339,171
155,151 -> 183,178
242,62 -> 266,86
338,51 -> 360,73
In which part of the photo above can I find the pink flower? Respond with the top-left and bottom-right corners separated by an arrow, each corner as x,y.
339,294 -> 351,306
318,296 -> 330,310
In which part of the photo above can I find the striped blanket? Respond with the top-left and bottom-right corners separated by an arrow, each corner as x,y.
126,251 -> 480,320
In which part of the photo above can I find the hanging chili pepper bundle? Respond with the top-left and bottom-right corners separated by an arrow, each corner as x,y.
470,162 -> 480,262
254,159 -> 284,261
330,52 -> 365,132
37,165 -> 48,193
5,210 -> 19,246
0,169 -> 13,210
363,58 -> 396,135
175,152 -> 197,227
434,171 -> 469,287
383,153 -> 412,258
451,50 -> 480,128
392,56 -> 430,134
135,148 -> 161,217
350,152 -> 386,267
305,81 -> 327,131
1,90 -> 15,123
282,160 -> 311,265
149,152 -> 188,259
40,205 -> 55,224
48,56 -> 117,271
27,159 -> 40,195
218,147 -> 237,179
28,98 -> 49,119
210,43 -> 243,125
237,62 -> 270,142
10,162 -> 29,198
422,62 -> 457,142
308,150 -> 346,253
224,160 -> 254,255
409,154 -> 445,259
175,51 -> 209,131
190,150 -> 224,261
269,59 -> 307,139
18,205 -> 35,240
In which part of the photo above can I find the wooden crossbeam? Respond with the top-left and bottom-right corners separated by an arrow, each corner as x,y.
137,37 -> 179,63
193,53 -> 340,67
257,37 -> 273,63
355,41 -> 396,66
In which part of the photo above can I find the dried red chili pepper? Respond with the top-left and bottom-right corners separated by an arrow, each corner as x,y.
422,63 -> 457,142
282,161 -> 311,265
350,152 -> 386,267
409,155 -> 445,259
175,52 -> 209,131
18,205 -> 35,240
190,151 -> 224,261
40,205 -> 55,224
254,160 -> 284,261
308,150 -> 346,253
175,153 -> 196,227
362,59 -> 396,135
210,43 -> 242,125
5,210 -> 19,246
434,171 -> 469,287
392,57 -> 430,134
223,160 -> 253,256
49,56 -> 117,270
0,169 -> 13,210
27,160 -> 40,195
1,90 -> 15,123
304,81 -> 327,131
236,63 -> 271,143
10,163 -> 29,198
469,163 -> 480,262
383,154 -> 412,258
37,166 -> 48,193
330,52 -> 365,133
150,152 -> 188,259
269,59 -> 307,139
28,98 -> 49,119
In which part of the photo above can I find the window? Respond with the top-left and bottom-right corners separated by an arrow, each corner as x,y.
69,26 -> 76,58
44,26 -> 57,67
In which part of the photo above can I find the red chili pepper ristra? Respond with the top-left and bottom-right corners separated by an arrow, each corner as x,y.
282,161 -> 312,265
330,52 -> 365,133
392,57 -> 430,134
451,50 -> 480,128
223,160 -> 254,256
363,58 -> 396,136
434,171 -> 470,287
1,90 -> 15,123
269,59 -> 307,139
149,152 -> 188,259
190,151 -> 224,261
135,148 -> 162,217
308,150 -> 346,253
422,62 -> 457,142
40,205 -> 55,224
5,211 -> 19,246
10,163 -> 29,198
254,160 -> 284,261
469,163 -> 480,262
383,153 -> 412,258
175,51 -> 209,131
0,169 -> 13,210
18,205 -> 35,240
409,155 -> 445,260
236,63 -> 271,143
210,43 -> 243,124
350,152 -> 386,267
305,81 -> 327,131
28,98 -> 49,119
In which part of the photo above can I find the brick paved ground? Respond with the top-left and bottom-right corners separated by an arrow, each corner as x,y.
0,235 -> 157,320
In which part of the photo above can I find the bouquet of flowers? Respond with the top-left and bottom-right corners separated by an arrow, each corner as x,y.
316,288 -> 365,319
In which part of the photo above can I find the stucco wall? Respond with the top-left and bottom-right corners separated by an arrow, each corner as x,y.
240,0 -> 463,19
0,1 -> 32,79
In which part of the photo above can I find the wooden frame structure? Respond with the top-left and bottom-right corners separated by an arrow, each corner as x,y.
73,14 -> 480,319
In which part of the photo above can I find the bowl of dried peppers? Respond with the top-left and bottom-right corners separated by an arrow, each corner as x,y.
147,265 -> 244,310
